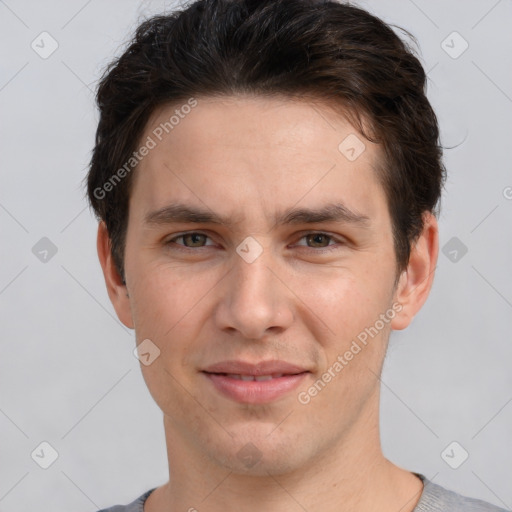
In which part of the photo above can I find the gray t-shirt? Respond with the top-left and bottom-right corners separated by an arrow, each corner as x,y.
96,473 -> 509,512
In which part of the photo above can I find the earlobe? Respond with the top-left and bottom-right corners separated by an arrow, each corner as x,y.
96,221 -> 134,329
390,212 -> 439,331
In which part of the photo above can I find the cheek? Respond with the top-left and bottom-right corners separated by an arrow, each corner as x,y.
295,273 -> 390,417
130,267 -> 215,414
294,268 -> 390,346
128,258 -> 217,334
128,262 -> 228,391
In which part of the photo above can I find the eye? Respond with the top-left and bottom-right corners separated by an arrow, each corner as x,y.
164,231 -> 344,253
165,232 -> 215,249
294,232 -> 343,251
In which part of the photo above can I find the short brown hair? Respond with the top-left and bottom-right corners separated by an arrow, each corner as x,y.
86,0 -> 446,283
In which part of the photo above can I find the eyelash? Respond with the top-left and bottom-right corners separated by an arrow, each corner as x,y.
164,231 -> 345,253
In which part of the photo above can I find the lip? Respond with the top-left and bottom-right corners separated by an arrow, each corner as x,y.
203,372 -> 308,404
202,360 -> 310,404
202,360 -> 308,376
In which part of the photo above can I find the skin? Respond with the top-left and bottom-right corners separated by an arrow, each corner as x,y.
97,95 -> 438,512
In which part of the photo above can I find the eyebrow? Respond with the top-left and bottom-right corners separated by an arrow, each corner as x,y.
143,201 -> 371,229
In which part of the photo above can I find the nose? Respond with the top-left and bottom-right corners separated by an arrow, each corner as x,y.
213,243 -> 294,340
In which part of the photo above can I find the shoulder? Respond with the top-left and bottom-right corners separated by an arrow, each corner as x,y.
414,476 -> 509,512
96,488 -> 156,512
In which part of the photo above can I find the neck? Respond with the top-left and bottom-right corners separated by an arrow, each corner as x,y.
146,391 -> 424,512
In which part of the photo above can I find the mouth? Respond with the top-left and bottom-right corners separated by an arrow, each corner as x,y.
202,372 -> 309,404
215,373 -> 289,381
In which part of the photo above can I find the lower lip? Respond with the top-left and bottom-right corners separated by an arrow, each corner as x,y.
203,372 -> 309,404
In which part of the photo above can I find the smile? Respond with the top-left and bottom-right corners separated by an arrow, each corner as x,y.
224,373 -> 284,381
203,371 -> 309,404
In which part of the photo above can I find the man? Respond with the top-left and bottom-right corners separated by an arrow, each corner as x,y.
86,1 -> 507,510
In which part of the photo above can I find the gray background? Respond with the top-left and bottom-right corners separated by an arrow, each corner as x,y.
1,0 -> 511,510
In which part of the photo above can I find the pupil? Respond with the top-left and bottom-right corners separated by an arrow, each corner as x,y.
309,234 -> 327,247
187,233 -> 204,246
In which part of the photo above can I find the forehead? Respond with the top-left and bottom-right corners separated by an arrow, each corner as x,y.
145,94 -> 371,158
130,95 -> 387,226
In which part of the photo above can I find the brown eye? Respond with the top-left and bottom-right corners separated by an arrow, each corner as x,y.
181,233 -> 208,247
166,232 -> 214,249
293,232 -> 344,253
305,233 -> 332,248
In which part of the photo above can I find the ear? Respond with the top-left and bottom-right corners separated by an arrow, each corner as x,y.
390,211 -> 439,331
97,221 -> 134,329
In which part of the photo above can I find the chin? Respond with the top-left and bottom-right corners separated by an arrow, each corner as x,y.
216,452 -> 301,477
206,429 -> 310,476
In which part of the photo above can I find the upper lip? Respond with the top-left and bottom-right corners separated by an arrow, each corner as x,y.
202,360 -> 309,376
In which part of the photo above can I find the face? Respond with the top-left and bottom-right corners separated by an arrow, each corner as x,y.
100,95 -> 435,476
